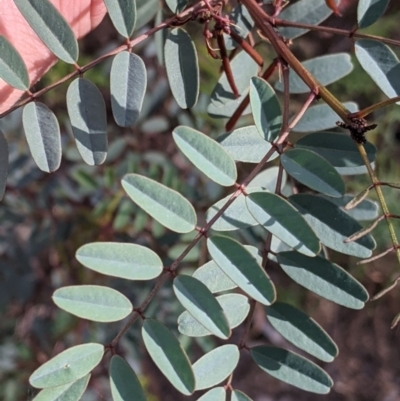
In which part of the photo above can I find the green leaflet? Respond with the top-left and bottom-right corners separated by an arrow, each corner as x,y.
14,0 -> 78,63
52,285 -> 133,322
357,0 -> 390,28
192,245 -> 261,293
192,260 -> 237,293
275,53 -> 353,94
207,235 -> 276,305
224,4 -> 254,51
104,0 -> 136,38
321,194 -> 379,221
246,192 -> 321,256
110,51 -> 147,127
173,275 -> 231,339
197,387 -> 226,401
266,302 -> 338,362
165,0 -> 188,13
251,346 -> 333,394
121,173 -> 197,233
206,167 -> 286,231
217,125 -> 279,163
289,194 -> 376,258
295,132 -> 376,175
277,251 -> 369,309
278,0 -> 338,39
231,390 -> 253,401
250,77 -> 282,143
0,36 -> 29,90
293,102 -> 358,133
355,39 -> 400,102
135,0 -> 158,30
178,293 -> 250,337
66,78 -> 108,166
208,50 -> 259,118
142,319 -> 195,395
32,375 -> 90,401
29,343 -> 104,388
76,242 -> 162,280
173,126 -> 237,186
165,28 -> 199,109
193,345 -> 239,390
280,148 -> 345,197
22,102 -> 62,173
110,356 -> 146,401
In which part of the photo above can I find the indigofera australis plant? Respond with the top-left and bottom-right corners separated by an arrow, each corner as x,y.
1,0 -> 400,398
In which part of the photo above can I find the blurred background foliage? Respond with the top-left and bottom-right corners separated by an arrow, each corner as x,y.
2,1 -> 400,400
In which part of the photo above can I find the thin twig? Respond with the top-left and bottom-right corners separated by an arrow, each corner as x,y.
217,31 -> 240,98
273,18 -> 400,48
229,30 -> 264,67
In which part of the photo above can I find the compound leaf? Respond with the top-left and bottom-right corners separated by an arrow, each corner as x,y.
0,129 -> 8,200
357,0 -> 390,28
32,375 -> 90,401
251,346 -> 333,394
173,126 -> 237,186
0,36 -> 29,90
121,173 -> 197,233
193,345 -> 239,390
110,355 -> 146,401
217,126 -> 279,163
110,51 -> 146,127
76,242 -> 162,280
104,0 -> 136,38
277,251 -> 369,309
29,343 -> 104,388
266,302 -> 338,362
280,148 -> 345,197
142,319 -> 195,395
207,235 -> 276,305
173,275 -> 231,339
278,0 -> 338,40
289,194 -> 376,257
246,192 -> 321,257
208,50 -> 259,118
250,77 -> 282,142
14,0 -> 78,63
197,387 -> 226,401
293,102 -> 358,133
22,102 -> 61,173
355,39 -> 400,101
52,285 -> 133,322
275,53 -> 353,94
295,132 -> 376,175
178,293 -> 250,337
165,28 -> 199,109
67,78 -> 108,166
